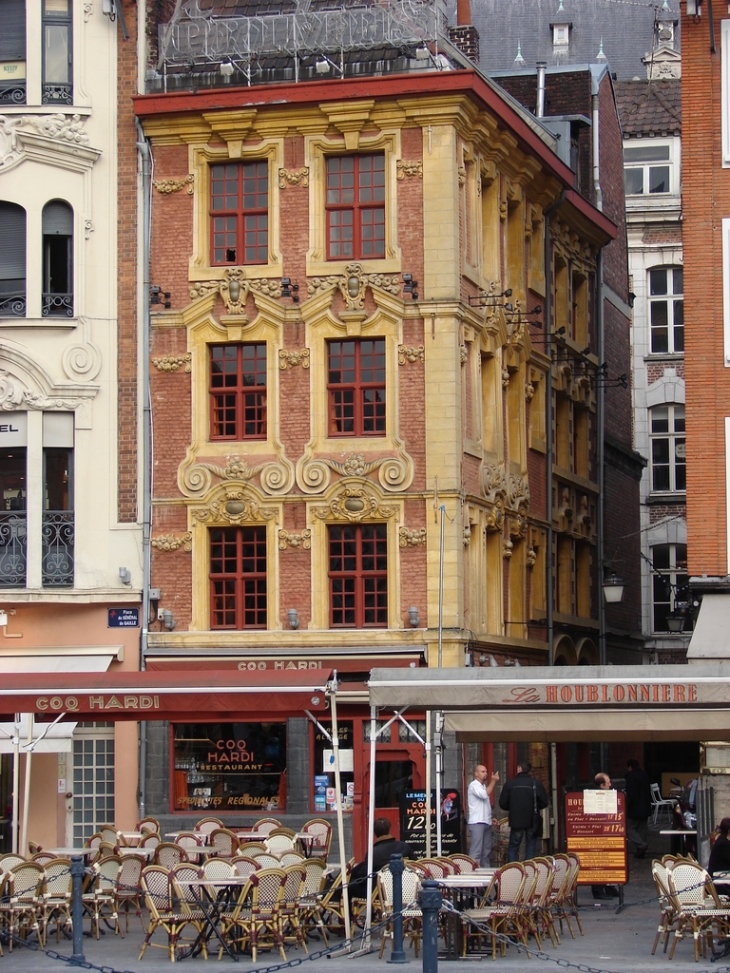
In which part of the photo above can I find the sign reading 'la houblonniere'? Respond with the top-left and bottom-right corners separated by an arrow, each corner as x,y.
503,681 -> 700,705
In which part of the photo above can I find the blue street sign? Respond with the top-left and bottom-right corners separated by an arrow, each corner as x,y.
107,608 -> 140,628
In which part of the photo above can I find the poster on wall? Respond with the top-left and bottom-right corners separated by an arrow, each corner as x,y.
313,775 -> 328,812
565,790 -> 627,886
399,789 -> 462,856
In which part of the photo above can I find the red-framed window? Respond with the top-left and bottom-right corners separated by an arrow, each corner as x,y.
327,339 -> 385,437
209,343 -> 267,440
210,526 -> 267,629
210,161 -> 268,266
328,524 -> 387,628
326,154 -> 385,260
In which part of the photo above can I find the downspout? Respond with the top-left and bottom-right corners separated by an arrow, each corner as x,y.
536,62 -> 546,119
596,248 -> 607,668
592,86 -> 603,212
135,117 -> 152,818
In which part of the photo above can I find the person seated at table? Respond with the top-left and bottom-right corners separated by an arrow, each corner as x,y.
329,818 -> 415,906
709,818 -> 730,894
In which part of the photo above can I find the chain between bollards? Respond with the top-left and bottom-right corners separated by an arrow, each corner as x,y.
70,855 -> 86,964
388,853 -> 407,964
419,879 -> 442,973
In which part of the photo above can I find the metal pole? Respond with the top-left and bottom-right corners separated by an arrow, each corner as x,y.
70,855 -> 86,963
20,715 -> 32,856
11,715 -> 19,854
425,711 -> 432,858
438,504 -> 445,668
388,853 -> 407,964
420,880 -> 442,973
364,704 -> 378,945
435,712 -> 443,857
329,673 -> 352,944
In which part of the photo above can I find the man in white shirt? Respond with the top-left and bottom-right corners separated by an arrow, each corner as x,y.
467,764 -> 499,866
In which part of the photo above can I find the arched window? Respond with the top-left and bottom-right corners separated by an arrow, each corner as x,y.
42,200 -> 73,316
0,201 -> 26,317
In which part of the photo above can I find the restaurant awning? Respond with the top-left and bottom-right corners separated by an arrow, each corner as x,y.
145,644 -> 424,673
0,669 -> 331,722
368,664 -> 730,742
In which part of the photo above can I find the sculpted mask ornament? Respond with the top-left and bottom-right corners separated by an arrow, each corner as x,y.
220,270 -> 250,316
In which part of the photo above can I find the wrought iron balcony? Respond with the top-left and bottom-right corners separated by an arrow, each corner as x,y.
42,293 -> 74,317
42,83 -> 73,105
0,79 -> 26,105
42,511 -> 74,587
0,511 -> 27,587
0,292 -> 26,317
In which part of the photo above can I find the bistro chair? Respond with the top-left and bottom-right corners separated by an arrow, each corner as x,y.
0,861 -> 46,950
209,827 -> 239,858
202,857 -> 237,881
238,841 -> 267,856
137,817 -> 160,834
461,862 -> 525,959
31,852 -> 56,866
279,864 -> 308,953
308,867 -> 347,945
84,855 -> 123,939
195,816 -> 224,835
175,831 -> 204,864
139,864 -> 204,962
652,859 -> 678,955
116,853 -> 147,933
377,864 -> 423,958
300,818 -> 332,859
555,854 -> 583,939
418,858 -> 450,880
248,852 -> 280,868
253,818 -> 282,836
100,826 -> 119,845
139,832 -> 161,852
224,866 -> 288,963
231,856 -> 261,880
279,851 -> 306,867
156,842 -> 189,869
41,858 -> 73,943
651,783 -> 675,825
265,831 -> 297,855
450,853 -> 478,873
27,841 -> 42,855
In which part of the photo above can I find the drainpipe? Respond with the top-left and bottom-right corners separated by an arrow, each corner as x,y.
135,117 -> 153,819
536,62 -> 547,119
596,247 -> 606,670
592,86 -> 603,212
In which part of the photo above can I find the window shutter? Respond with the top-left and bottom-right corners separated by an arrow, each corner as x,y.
0,0 -> 26,62
0,202 -> 26,281
43,201 -> 73,236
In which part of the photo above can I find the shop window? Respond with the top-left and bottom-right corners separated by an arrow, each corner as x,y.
652,543 -> 690,633
325,154 -> 385,260
209,526 -> 267,629
624,143 -> 671,196
0,442 -> 27,586
42,200 -> 73,317
0,201 -> 26,317
650,404 -> 685,492
312,719 -> 354,812
210,161 -> 268,266
42,0 -> 72,105
0,0 -> 25,105
328,523 -> 387,628
42,441 -> 73,587
327,339 -> 385,437
209,343 -> 267,440
649,267 -> 683,354
173,722 -> 286,814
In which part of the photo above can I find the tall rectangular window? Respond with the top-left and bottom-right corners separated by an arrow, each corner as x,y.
210,526 -> 267,629
209,343 -> 267,440
649,267 -> 683,354
328,524 -> 387,628
0,202 -> 26,317
210,161 -> 268,266
42,0 -> 72,105
652,543 -> 689,633
0,0 -> 26,105
43,200 -> 73,317
0,439 -> 26,587
42,410 -> 74,587
650,404 -> 685,492
326,154 -> 385,260
327,339 -> 385,437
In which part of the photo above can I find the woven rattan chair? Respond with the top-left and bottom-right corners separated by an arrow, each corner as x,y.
140,864 -> 205,961
41,858 -> 73,943
265,832 -> 297,856
252,818 -> 282,836
175,831 -> 204,865
1,861 -> 46,950
155,843 -> 189,870
300,818 -> 332,860
209,827 -> 239,858
461,862 -> 525,959
279,864 -> 308,953
195,816 -> 224,835
116,853 -> 147,933
225,866 -> 287,962
203,857 -> 237,881
231,856 -> 261,879
137,817 -> 160,834
84,855 -> 123,939
377,864 -> 423,958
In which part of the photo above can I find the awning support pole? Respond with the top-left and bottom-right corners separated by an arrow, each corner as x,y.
425,710 -> 432,858
435,710 -> 443,857
20,715 -> 33,856
329,672 -> 352,945
11,715 -> 19,854
363,703 -> 377,949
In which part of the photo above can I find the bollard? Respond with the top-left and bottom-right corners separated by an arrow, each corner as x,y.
419,880 -> 442,973
388,853 -> 407,964
70,855 -> 86,964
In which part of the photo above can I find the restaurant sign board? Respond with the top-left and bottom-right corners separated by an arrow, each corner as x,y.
399,790 -> 462,856
565,790 -> 627,886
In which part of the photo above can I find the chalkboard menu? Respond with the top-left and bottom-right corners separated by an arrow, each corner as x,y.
565,790 -> 627,886
399,789 -> 462,857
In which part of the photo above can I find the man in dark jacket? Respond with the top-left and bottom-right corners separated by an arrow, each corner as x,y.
624,758 -> 652,858
347,817 -> 415,900
498,762 -> 548,861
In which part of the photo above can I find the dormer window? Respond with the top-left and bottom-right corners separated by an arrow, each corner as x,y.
551,23 -> 571,47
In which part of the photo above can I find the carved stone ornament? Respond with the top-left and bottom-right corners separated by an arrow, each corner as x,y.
463,524 -> 472,546
278,166 -> 309,189
396,159 -> 423,179
508,474 -> 530,511
526,546 -> 537,568
509,511 -> 527,540
181,454 -> 294,498
188,272 -> 282,308
192,487 -> 276,526
460,344 -> 468,366
481,461 -> 508,503
0,371 -> 81,412
278,528 -> 312,550
486,500 -> 504,533
503,537 -> 513,559
278,349 -> 310,370
84,1 -> 92,20
525,381 -> 535,401
307,262 -> 400,308
458,165 -> 466,187
397,345 -> 425,365
153,174 -> 194,195
62,339 -> 102,382
312,483 -> 396,523
399,527 -> 427,547
151,532 -> 193,552
84,219 -> 94,239
323,453 -> 384,478
152,354 -> 192,373
0,113 -> 100,174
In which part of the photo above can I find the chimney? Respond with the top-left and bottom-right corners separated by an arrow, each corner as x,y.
536,62 -> 546,118
449,0 -> 480,63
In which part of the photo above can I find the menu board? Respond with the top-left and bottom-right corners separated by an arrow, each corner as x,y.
399,790 -> 462,856
565,790 -> 627,886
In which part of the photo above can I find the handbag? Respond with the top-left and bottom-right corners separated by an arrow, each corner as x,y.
532,782 -> 543,837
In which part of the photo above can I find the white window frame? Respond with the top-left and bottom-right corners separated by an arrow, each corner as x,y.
624,140 -> 674,197
649,403 -> 685,494
648,265 -> 683,354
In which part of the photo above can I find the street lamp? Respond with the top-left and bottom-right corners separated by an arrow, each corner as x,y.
602,572 -> 625,604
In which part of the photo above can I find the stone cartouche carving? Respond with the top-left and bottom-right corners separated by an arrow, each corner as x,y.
192,488 -> 276,526
188,271 -> 282,308
151,532 -> 193,552
399,527 -> 427,547
152,354 -> 192,373
278,529 -> 312,550
153,174 -> 194,195
0,113 -> 99,173
312,484 -> 396,523
278,349 -> 310,370
278,167 -> 309,189
181,455 -> 293,498
84,219 -> 94,239
396,160 -> 423,179
307,262 -> 400,308
323,453 -> 383,478
397,345 -> 425,365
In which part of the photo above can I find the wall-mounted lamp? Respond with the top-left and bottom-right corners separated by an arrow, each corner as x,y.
0,611 -> 7,628
415,44 -> 430,60
119,566 -> 131,585
602,572 -> 625,604
402,274 -> 419,300
315,56 -> 330,74
281,278 -> 299,302
287,608 -> 300,630
159,608 -> 175,631
408,606 -> 420,628
489,654 -> 499,667
220,60 -> 235,77
686,0 -> 702,19
150,285 -> 171,309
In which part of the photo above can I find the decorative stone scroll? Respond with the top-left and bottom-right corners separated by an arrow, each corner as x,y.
312,484 -> 396,523
153,174 -> 194,195
396,159 -> 423,179
278,349 -> 310,370
278,529 -> 312,550
278,166 -> 309,188
152,354 -> 192,373
307,262 -> 400,309
192,488 -> 276,526
397,345 -> 425,365
151,532 -> 192,552
399,527 -> 426,547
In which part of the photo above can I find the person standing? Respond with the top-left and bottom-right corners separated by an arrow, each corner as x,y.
498,761 -> 548,862
624,758 -> 652,858
708,818 -> 730,895
467,764 -> 499,866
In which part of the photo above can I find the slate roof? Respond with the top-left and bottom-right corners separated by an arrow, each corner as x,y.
614,78 -> 681,136
444,0 -> 681,82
